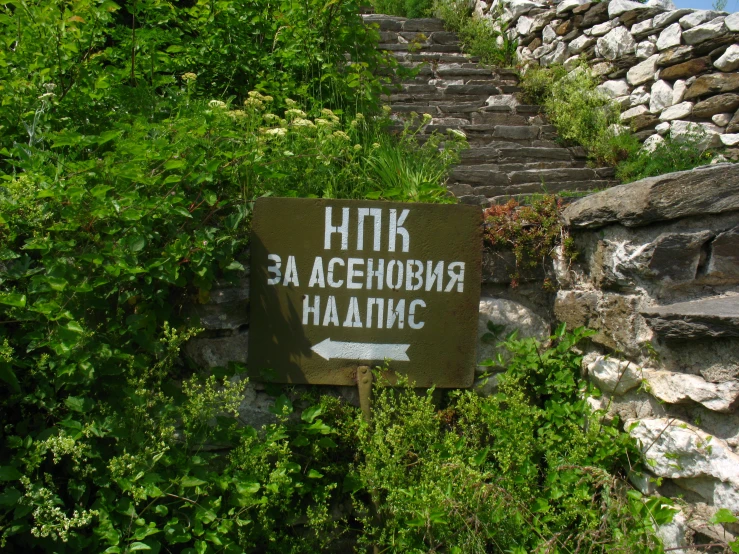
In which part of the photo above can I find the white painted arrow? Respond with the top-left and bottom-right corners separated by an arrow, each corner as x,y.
311,338 -> 410,362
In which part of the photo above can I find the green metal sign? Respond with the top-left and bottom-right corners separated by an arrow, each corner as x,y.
247,198 -> 482,388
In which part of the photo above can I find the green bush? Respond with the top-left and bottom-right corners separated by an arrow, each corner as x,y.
370,0 -> 436,17
434,0 -> 518,66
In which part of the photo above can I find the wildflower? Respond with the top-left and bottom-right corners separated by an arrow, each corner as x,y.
315,118 -> 335,127
350,120 -> 359,128
422,112 -> 433,123
285,108 -> 307,119
228,110 -> 246,119
209,100 -> 227,109
291,118 -> 315,128
448,129 -> 466,139
382,105 -> 392,114
244,97 -> 264,110
248,90 -> 264,99
285,98 -> 298,107
264,128 -> 287,137
333,130 -> 351,141
182,72 -> 197,82
321,108 -> 335,117
371,142 -> 380,149
355,113 -> 365,121
353,144 -> 362,151
262,95 -> 274,103
38,92 -> 56,100
263,113 -> 280,122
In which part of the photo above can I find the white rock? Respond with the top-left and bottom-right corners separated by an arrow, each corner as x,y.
650,79 -> 674,113
683,17 -> 727,45
568,34 -> 596,54
540,40 -> 568,66
515,11 -> 552,35
630,85 -> 651,106
643,369 -> 739,412
672,79 -> 687,103
590,18 -> 619,36
656,22 -> 682,50
628,418 -> 739,489
686,75 -> 696,86
679,9 -> 725,29
621,105 -> 650,121
542,24 -> 557,43
657,511 -> 690,553
655,121 -> 671,134
714,44 -> 739,72
726,12 -> 739,32
636,40 -> 657,58
645,0 -> 676,10
631,18 -> 654,36
486,94 -> 520,109
598,79 -> 630,98
592,61 -> 615,76
556,0 -> 587,14
502,0 -> 542,25
563,55 -> 581,71
670,119 -> 722,148
608,123 -> 630,135
614,95 -> 632,109
713,112 -> 732,126
721,133 -> 739,146
627,54 -> 660,86
587,356 -> 643,395
609,0 -> 649,18
653,8 -> 693,28
643,133 -> 665,152
533,42 -> 555,59
659,101 -> 693,120
477,297 -> 549,370
597,27 -> 636,60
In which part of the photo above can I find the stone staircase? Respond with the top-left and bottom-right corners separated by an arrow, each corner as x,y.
364,14 -> 619,205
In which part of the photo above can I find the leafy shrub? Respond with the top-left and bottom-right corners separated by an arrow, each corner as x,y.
435,0 -> 518,67
370,0 -> 436,17
483,196 -> 574,288
354,325 -> 675,553
615,132 -> 718,183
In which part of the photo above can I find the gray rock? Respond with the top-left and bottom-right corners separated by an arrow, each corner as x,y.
653,8 -> 694,28
656,44 -> 694,66
646,231 -> 712,282
598,79 -> 631,98
655,121 -> 671,134
542,24 -> 557,44
590,19 -> 620,37
540,40 -> 569,65
650,79 -> 674,113
516,12 -> 554,35
402,18 -> 446,32
669,120 -> 722,148
678,10 -> 725,29
659,101 -> 693,120
721,133 -> 739,146
726,11 -> 739,32
568,34 -> 596,54
630,85 -> 651,106
642,294 -> 739,339
597,26 -> 637,60
236,380 -> 279,429
645,0 -> 676,10
672,79 -> 687,103
562,164 -> 739,229
582,1 -> 610,27
591,61 -> 615,76
656,22 -> 682,51
715,44 -> 739,72
556,0 -> 588,14
627,54 -> 660,85
643,134 -> 664,152
683,17 -> 727,45
477,297 -> 549,370
186,277 -> 250,331
609,0 -> 649,18
712,112 -> 732,126
631,18 -> 654,37
502,0 -> 542,25
587,355 -> 644,395
185,330 -> 249,368
628,417 -> 739,499
621,105 -> 650,121
707,226 -> 739,279
636,41 -> 657,59
692,93 -> 739,118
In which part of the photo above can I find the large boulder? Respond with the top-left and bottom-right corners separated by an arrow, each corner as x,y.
597,26 -> 636,60
562,164 -> 739,229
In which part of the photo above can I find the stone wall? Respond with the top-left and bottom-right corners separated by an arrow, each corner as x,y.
554,163 -> 739,548
475,0 -> 739,151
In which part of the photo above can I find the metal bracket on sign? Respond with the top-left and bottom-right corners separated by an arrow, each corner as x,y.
357,365 -> 373,423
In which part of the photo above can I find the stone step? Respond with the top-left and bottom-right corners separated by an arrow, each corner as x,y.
461,146 -> 575,164
391,52 -> 481,63
378,31 -> 460,45
641,295 -> 739,340
451,179 -> 616,204
378,43 -> 462,53
450,167 -> 601,186
362,15 -> 446,33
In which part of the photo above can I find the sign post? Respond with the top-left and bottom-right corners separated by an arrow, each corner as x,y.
247,198 -> 483,396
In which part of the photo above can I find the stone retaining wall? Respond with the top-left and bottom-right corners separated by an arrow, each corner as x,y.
474,0 -> 739,152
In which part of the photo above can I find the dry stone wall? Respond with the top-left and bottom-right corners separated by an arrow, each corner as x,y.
475,0 -> 739,151
555,163 -> 739,548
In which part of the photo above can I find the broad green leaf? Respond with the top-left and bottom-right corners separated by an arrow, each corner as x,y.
128,543 -> 151,551
181,476 -> 207,488
0,466 -> 22,481
65,396 -> 94,413
0,292 -> 26,307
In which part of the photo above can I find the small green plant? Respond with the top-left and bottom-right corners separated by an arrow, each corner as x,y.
483,196 -> 574,287
370,0 -> 436,17
435,0 -> 518,67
